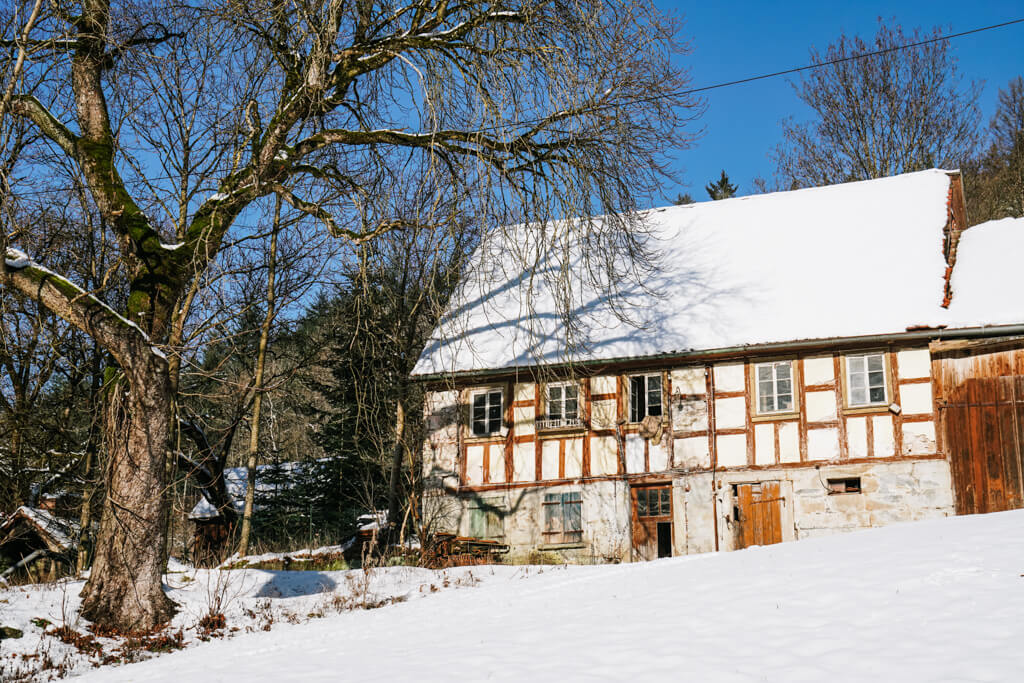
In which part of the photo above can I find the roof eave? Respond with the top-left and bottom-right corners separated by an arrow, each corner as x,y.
411,323 -> 1024,384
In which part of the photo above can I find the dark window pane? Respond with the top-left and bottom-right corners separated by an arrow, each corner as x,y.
869,386 -> 886,403
630,377 -> 645,422
565,385 -> 578,400
778,394 -> 793,411
867,354 -> 884,372
565,399 -> 578,419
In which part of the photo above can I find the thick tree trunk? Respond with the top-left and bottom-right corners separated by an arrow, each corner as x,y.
79,356 -> 176,631
387,397 -> 406,534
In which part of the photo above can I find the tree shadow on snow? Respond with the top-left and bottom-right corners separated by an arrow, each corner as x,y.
253,570 -> 337,598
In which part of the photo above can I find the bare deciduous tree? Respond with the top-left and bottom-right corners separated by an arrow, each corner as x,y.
0,0 -> 698,630
965,76 -> 1024,225
773,20 -> 981,188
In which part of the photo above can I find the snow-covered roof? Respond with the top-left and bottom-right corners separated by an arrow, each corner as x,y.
413,169 -> 1024,377
188,462 -> 304,520
0,506 -> 78,552
944,216 -> 1024,328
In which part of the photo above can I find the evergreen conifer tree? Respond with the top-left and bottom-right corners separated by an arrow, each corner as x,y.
705,171 -> 738,200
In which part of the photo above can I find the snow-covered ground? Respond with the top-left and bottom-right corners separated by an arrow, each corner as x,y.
5,509 -> 1024,681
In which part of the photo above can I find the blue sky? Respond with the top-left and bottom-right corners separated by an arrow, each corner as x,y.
656,1 -> 1024,203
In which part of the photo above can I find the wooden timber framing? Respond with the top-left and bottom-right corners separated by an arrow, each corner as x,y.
445,339 -> 951,492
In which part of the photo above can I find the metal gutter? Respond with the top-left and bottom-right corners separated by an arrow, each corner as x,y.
411,324 -> 1024,384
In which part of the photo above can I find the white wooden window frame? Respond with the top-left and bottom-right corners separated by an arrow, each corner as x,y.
540,381 -> 582,430
628,373 -> 663,423
845,352 -> 888,407
754,360 -> 795,415
469,388 -> 505,437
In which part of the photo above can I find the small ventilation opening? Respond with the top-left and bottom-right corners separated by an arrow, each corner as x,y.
827,477 -> 862,494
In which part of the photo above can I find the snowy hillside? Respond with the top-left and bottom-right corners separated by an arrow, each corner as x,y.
6,510 -> 1024,681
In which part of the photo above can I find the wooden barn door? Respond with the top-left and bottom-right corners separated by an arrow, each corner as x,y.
631,484 -> 672,561
733,482 -> 783,549
942,376 -> 1024,515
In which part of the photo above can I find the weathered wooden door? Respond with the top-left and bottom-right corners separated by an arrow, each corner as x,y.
733,482 -> 783,549
942,376 -> 1024,515
631,485 -> 672,561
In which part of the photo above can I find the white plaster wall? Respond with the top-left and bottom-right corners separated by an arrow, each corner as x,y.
715,396 -> 746,430
490,446 -> 506,483
807,428 -> 840,461
873,415 -> 895,457
514,382 -> 536,403
625,434 -> 645,473
754,423 -> 774,465
513,406 -> 535,435
805,390 -> 837,422
541,440 -> 560,479
591,375 -> 617,395
678,472 -> 717,554
803,356 -> 834,385
649,438 -> 669,472
671,367 -> 706,394
466,445 -> 485,485
675,436 -> 710,469
847,416 -> 869,459
779,423 -> 800,463
900,383 -> 934,415
673,397 -> 708,432
565,438 -> 583,479
713,363 -> 745,392
423,390 -> 460,483
591,436 -> 618,476
512,442 -> 534,482
716,434 -> 747,467
903,422 -> 937,455
590,399 -> 617,430
896,349 -> 931,379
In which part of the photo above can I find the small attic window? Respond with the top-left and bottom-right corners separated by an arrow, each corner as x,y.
827,477 -> 861,494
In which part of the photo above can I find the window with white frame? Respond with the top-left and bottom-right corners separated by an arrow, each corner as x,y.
542,491 -> 583,544
539,382 -> 580,429
629,374 -> 662,423
755,361 -> 794,414
847,353 -> 887,406
470,389 -> 503,436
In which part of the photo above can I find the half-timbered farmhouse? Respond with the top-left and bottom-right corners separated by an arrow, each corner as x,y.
413,169 -> 1024,562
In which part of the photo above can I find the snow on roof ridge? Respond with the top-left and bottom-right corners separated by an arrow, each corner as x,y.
413,169 -> 1018,377
647,167 -> 955,213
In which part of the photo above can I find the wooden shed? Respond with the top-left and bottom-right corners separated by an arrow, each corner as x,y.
932,337 -> 1024,515
0,506 -> 78,583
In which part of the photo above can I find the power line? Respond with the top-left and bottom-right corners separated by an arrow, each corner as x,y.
3,15 -> 1022,198
679,17 -> 1024,97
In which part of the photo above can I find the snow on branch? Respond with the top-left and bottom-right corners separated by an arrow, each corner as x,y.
1,247 -> 163,365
